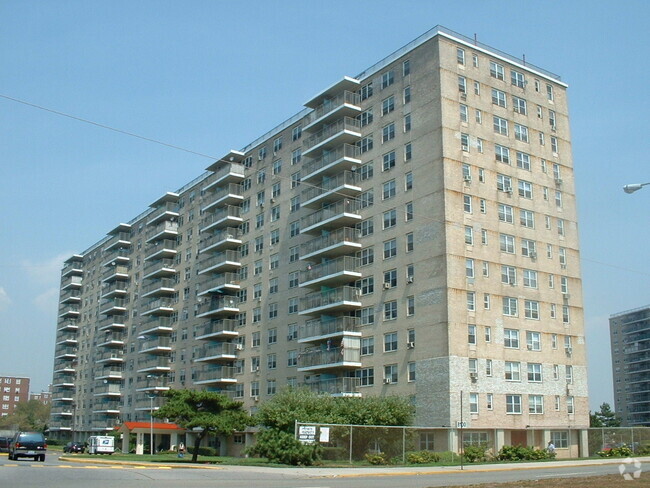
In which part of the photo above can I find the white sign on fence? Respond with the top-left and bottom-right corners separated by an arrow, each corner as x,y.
298,425 -> 317,444
319,427 -> 330,443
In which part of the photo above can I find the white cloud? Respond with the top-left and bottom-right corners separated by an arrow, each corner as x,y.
22,251 -> 75,287
34,287 -> 60,314
0,287 -> 10,312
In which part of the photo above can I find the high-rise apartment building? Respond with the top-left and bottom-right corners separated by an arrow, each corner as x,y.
610,305 -> 650,426
0,376 -> 30,416
49,26 -> 588,456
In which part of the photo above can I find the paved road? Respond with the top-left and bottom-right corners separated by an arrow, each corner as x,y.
0,452 -> 645,488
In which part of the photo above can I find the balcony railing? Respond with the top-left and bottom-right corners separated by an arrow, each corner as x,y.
146,221 -> 179,242
195,319 -> 239,339
144,239 -> 178,261
302,144 -> 360,180
298,347 -> 361,370
139,315 -> 175,335
195,342 -> 238,362
203,163 -> 246,192
300,256 -> 361,287
199,205 -> 242,232
102,248 -> 131,266
103,232 -> 132,251
101,265 -> 130,282
101,280 -> 129,298
197,250 -> 241,274
98,316 -> 126,331
301,199 -> 361,233
146,202 -> 180,226
61,275 -> 83,289
193,365 -> 237,384
303,117 -> 361,153
304,91 -> 362,127
300,286 -> 361,315
300,316 -> 361,341
141,297 -> 175,315
300,227 -> 361,259
61,261 -> 83,277
302,376 -> 361,396
94,384 -> 122,396
137,355 -> 171,372
95,350 -> 125,363
301,170 -> 361,206
197,272 -> 241,295
198,227 -> 242,254
139,336 -> 171,353
196,296 -> 239,318
141,277 -> 176,297
201,183 -> 244,212
142,258 -> 176,278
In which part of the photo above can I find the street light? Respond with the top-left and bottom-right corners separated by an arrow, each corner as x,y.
146,373 -> 156,456
623,182 -> 650,194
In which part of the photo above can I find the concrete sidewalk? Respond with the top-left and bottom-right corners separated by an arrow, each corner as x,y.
55,454 -> 650,478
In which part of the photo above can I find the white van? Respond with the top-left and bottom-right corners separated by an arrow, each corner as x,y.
87,435 -> 115,455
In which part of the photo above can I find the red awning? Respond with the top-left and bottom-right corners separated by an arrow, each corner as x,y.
117,421 -> 184,432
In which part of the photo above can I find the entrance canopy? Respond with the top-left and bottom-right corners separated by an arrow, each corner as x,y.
116,421 -> 185,435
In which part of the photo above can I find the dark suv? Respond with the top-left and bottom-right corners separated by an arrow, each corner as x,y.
0,436 -> 9,452
8,432 -> 47,461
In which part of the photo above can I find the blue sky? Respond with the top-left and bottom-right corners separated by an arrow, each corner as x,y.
1,1 -> 648,412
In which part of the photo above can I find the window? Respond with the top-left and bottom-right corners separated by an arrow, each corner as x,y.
403,59 -> 410,76
523,269 -> 538,288
384,364 -> 398,383
359,277 -> 374,295
289,246 -> 299,263
551,431 -> 569,449
506,394 -> 522,414
465,225 -> 474,245
516,151 -> 530,170
268,302 -> 278,319
357,135 -> 373,154
549,109 -> 557,130
484,293 -> 491,310
460,133 -> 470,151
384,332 -> 398,351
551,136 -> 559,153
360,82 -> 373,101
359,367 -> 374,386
501,265 -> 516,285
268,277 -> 278,294
474,80 -> 480,95
469,393 -> 478,414
381,96 -> 395,115
525,300 -> 539,320
288,297 -> 298,314
557,218 -> 565,237
511,69 -> 525,88
458,76 -> 467,94
497,173 -> 512,192
382,151 -> 396,171
460,104 -> 469,122
518,180 -> 533,199
359,247 -> 374,266
408,362 -> 416,382
287,350 -> 298,367
267,352 -> 277,369
520,209 -> 534,228
382,123 -> 395,142
466,258 -> 475,278
383,239 -> 397,259
529,395 -> 544,414
475,109 -> 482,123
500,233 -> 515,253
405,171 -> 413,191
514,124 -> 529,143
405,202 -> 414,222
272,159 -> 282,175
467,291 -> 476,311
546,84 -> 554,101
384,269 -> 397,288
486,358 -> 493,375
491,88 -> 506,107
358,218 -> 374,237
404,142 -> 412,161
383,209 -> 397,229
495,144 -> 510,164
269,253 -> 279,270
292,125 -> 302,141
567,396 -> 575,414
289,220 -> 300,238
504,329 -> 520,348
359,108 -> 373,127
505,361 -> 521,381
503,297 -> 518,316
360,306 -> 375,325
360,161 -> 374,181
270,205 -> 280,222
403,86 -> 411,104
457,47 -> 465,65
472,53 -> 479,67
361,337 -> 374,356
528,363 -> 543,382
463,195 -> 472,213
384,301 -> 398,321
566,365 -> 574,384
498,204 -> 514,224
490,61 -> 505,80
381,70 -> 394,89
513,96 -> 527,115
468,324 -> 477,345
406,232 -> 414,252
493,116 -> 508,135
407,296 -> 415,316
403,113 -> 411,132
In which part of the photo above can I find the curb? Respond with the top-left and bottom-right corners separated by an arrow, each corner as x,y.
58,455 -> 224,469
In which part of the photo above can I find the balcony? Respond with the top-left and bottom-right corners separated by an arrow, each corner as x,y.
61,275 -> 82,290
94,384 -> 122,397
136,375 -> 170,393
143,258 -> 176,280
197,272 -> 241,296
196,296 -> 239,318
52,374 -> 76,388
92,398 -> 121,415
101,280 -> 129,299
56,333 -> 78,347
300,256 -> 361,288
303,117 -> 361,157
140,316 -> 174,336
194,342 -> 239,363
91,417 -> 122,430
202,162 -> 246,192
51,392 -> 74,403
102,265 -> 129,283
141,297 -> 175,316
104,232 -> 132,252
300,227 -> 361,260
95,350 -> 125,364
60,292 -> 81,308
50,407 -> 74,417
54,346 -> 78,360
57,321 -> 79,333
195,319 -> 239,340
199,205 -> 243,233
146,221 -> 179,243
301,199 -> 361,234
198,227 -> 242,254
147,201 -> 180,226
99,298 -> 128,316
53,360 -> 76,373
304,90 -> 362,130
102,247 -> 131,267
137,355 -> 171,373
299,316 -> 361,344
144,239 -> 178,261
301,171 -> 362,208
298,345 -> 362,373
61,260 -> 83,278
97,332 -> 125,348
94,369 -> 123,381
193,365 -> 237,386
134,394 -> 164,412
201,183 -> 244,212
49,420 -> 72,431
141,277 -> 176,298
302,376 -> 361,397
299,286 -> 362,315
139,336 -> 172,354
197,250 -> 241,275
302,143 -> 361,182
98,316 -> 126,332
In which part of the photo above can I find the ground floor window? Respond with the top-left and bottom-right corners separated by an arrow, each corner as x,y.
419,432 -> 435,450
550,430 -> 569,448
463,431 -> 489,447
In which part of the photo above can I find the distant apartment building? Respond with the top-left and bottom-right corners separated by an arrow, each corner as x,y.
30,391 -> 52,405
611,305 -> 650,426
49,26 -> 588,456
0,376 -> 30,416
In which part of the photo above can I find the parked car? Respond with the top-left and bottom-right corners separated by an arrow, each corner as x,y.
63,441 -> 85,453
8,432 -> 47,461
0,436 -> 9,453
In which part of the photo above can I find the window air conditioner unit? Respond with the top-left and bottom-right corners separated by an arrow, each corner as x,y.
463,175 -> 472,183
562,293 -> 570,299
469,372 -> 478,380
460,93 -> 467,100
254,366 -> 260,372
383,283 -> 391,289
529,252 -> 537,259
235,344 -> 243,351
252,395 -> 259,402
407,276 -> 414,283
527,345 -> 533,350
565,346 -> 573,356
555,178 -> 563,185
407,342 -> 415,349
287,335 -> 294,341
383,378 -> 392,384
270,198 -> 276,203
504,186 -> 513,193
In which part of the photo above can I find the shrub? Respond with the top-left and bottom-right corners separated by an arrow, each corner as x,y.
406,450 -> 441,464
364,452 -> 389,465
497,445 -> 555,461
597,445 -> 633,457
196,446 -> 217,457
463,444 -> 487,463
247,428 -> 322,466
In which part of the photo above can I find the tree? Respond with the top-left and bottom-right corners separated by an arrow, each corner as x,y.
153,389 -> 252,462
0,400 -> 50,432
590,402 -> 622,427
